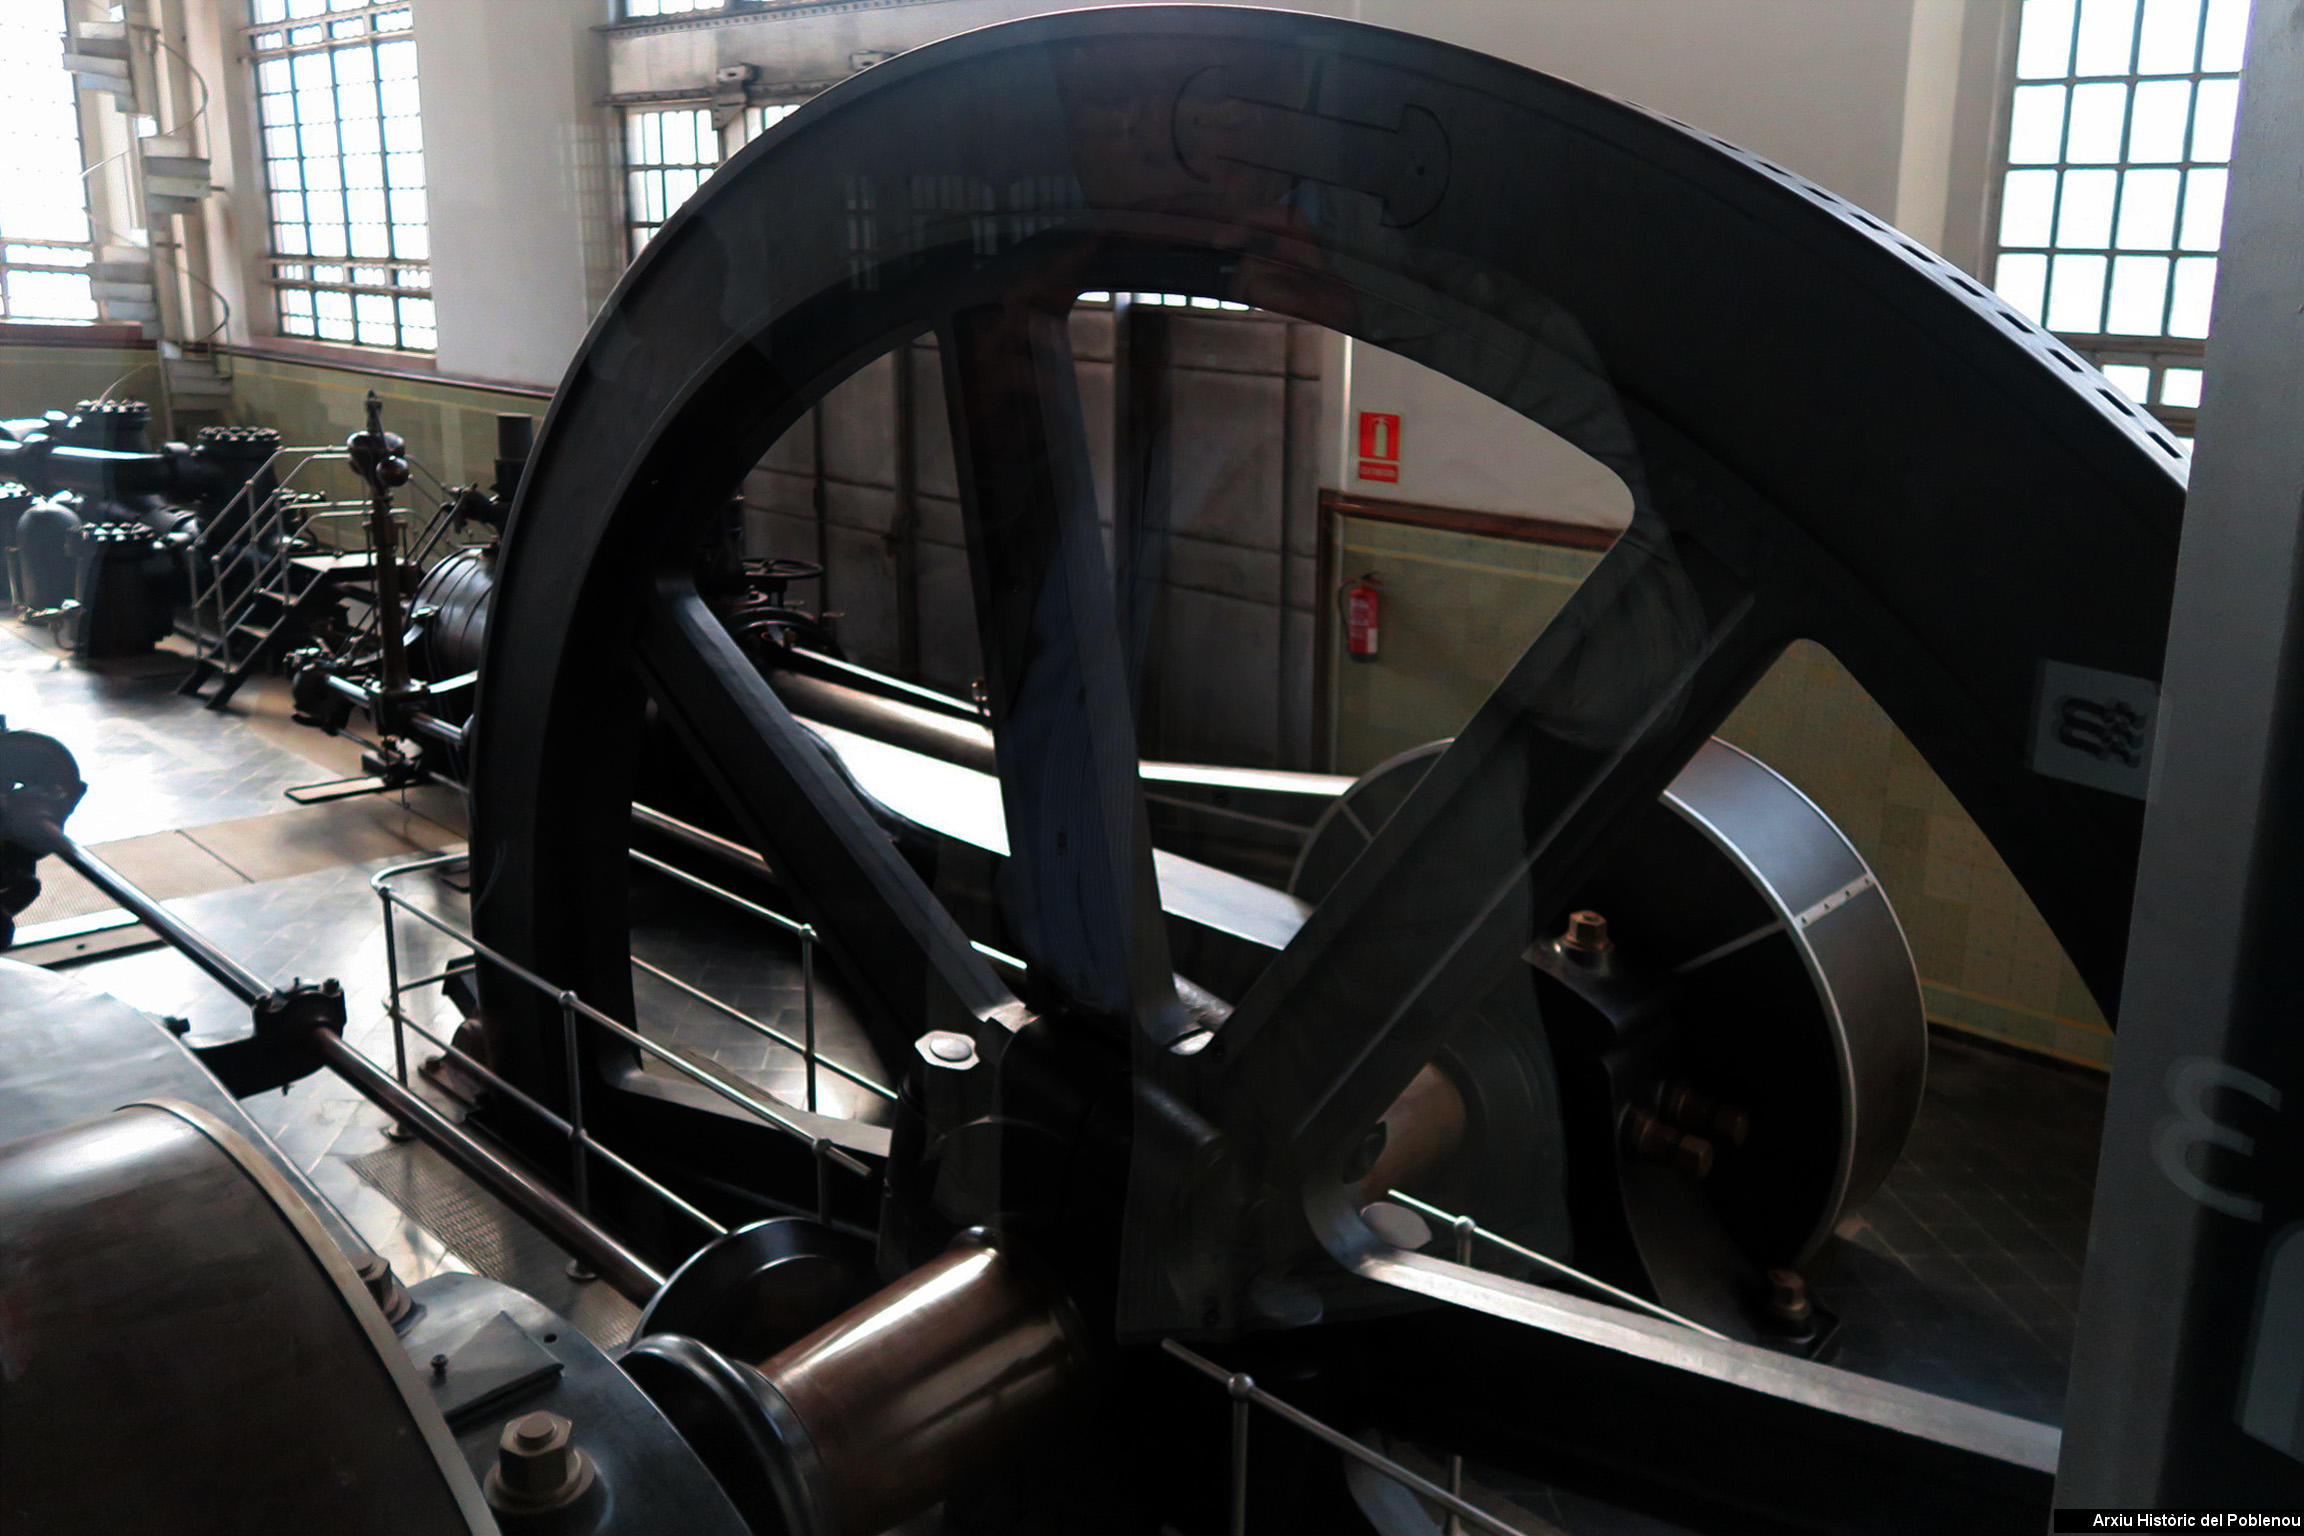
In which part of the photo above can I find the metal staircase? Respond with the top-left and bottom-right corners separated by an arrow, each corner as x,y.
176,444 -> 459,711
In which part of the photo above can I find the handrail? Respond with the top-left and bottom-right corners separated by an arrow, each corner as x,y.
370,853 -> 875,1263
1161,1339 -> 1538,1536
183,440 -> 475,688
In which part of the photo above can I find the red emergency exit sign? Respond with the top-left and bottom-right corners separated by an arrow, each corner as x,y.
1357,411 -> 1401,484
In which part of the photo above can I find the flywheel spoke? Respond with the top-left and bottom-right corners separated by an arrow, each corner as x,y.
938,300 -> 1184,1038
1215,516 -> 1786,1193
635,577 -> 1015,1057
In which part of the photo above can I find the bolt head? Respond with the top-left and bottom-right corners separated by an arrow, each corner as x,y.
917,1030 -> 976,1067
1766,1267 -> 1814,1324
1673,1133 -> 1716,1180
1562,909 -> 1613,953
486,1411 -> 596,1513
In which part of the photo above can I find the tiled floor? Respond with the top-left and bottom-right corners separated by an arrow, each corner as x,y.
1809,1033 -> 2106,1424
631,870 -> 894,1124
0,625 -> 365,844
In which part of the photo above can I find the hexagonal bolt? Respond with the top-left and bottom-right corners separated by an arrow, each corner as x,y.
915,1030 -> 977,1069
1561,909 -> 1613,955
1659,1080 -> 1752,1148
1672,1132 -> 1716,1180
1765,1267 -> 1814,1325
1624,1109 -> 1714,1179
351,1251 -> 412,1326
484,1411 -> 597,1514
1624,1109 -> 1679,1164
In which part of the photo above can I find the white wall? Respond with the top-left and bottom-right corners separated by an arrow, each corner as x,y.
592,0 -> 2013,526
414,0 -> 617,388
183,0 -> 2014,445
1318,0 -> 2008,524
1339,348 -> 1634,528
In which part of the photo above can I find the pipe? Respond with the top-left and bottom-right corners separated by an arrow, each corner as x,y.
310,1027 -> 665,1304
630,801 -> 773,878
51,839 -> 270,1006
753,1235 -> 1087,1535
29,826 -> 665,1305
767,667 -> 996,774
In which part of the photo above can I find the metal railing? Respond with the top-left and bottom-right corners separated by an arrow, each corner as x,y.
184,443 -> 341,676
183,442 -> 471,685
1162,1339 -> 1539,1536
371,850 -> 876,1250
1380,1189 -> 1728,1342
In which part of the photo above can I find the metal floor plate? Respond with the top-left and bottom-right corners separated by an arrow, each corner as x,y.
348,1142 -> 641,1349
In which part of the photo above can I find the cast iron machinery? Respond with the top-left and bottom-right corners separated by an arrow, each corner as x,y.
456,6 -> 2174,1532
0,7 -> 2191,1533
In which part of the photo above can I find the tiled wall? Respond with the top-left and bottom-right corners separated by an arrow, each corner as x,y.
0,344 -> 164,422
1328,512 -> 2112,1071
226,352 -> 546,493
0,341 -> 543,499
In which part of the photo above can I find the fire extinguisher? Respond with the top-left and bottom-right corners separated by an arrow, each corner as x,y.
1342,572 -> 1382,663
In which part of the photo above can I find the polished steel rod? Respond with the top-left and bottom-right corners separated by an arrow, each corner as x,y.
1384,1188 -> 1730,1342
51,838 -> 269,1006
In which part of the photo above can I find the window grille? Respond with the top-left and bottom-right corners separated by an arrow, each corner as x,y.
249,0 -> 432,351
0,1 -> 99,324
622,101 -> 804,260
1990,0 -> 2251,436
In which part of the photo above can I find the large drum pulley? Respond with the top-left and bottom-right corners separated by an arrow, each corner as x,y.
0,1102 -> 493,1534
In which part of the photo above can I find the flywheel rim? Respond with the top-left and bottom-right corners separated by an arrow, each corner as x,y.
469,0 -> 2179,1313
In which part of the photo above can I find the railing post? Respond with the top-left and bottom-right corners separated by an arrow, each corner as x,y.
559,991 -> 590,1218
802,927 -> 818,1113
382,891 -> 407,1085
1447,1213 -> 1476,1536
1228,1372 -> 1254,1536
378,888 -> 415,1143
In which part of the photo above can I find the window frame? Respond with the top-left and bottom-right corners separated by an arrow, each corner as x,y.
1984,0 -> 2251,439
244,0 -> 434,354
618,98 -> 802,260
619,0 -> 724,18
0,0 -> 102,327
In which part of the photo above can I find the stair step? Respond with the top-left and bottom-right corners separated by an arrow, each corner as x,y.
289,552 -> 395,578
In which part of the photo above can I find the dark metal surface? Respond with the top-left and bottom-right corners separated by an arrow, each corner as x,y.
1658,738 -> 1926,1260
402,1271 -> 753,1536
636,1215 -> 878,1361
409,546 -> 497,693
2059,4 -> 2304,1505
1354,1276 -> 2057,1535
939,302 -> 1182,1036
0,1101 -> 491,1534
1292,735 -> 1926,1273
0,955 -> 365,1255
634,581 -> 1013,1068
466,7 -> 2183,1527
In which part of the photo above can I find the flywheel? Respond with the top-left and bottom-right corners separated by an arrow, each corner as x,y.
466,8 -> 2179,1531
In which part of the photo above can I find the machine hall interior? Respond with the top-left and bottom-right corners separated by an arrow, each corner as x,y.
0,0 -> 2294,1530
